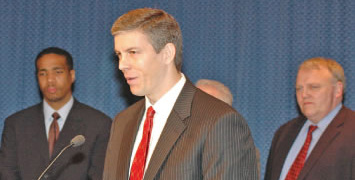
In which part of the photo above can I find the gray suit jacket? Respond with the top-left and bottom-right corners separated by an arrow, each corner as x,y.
0,99 -> 112,180
103,80 -> 258,180
265,106 -> 355,180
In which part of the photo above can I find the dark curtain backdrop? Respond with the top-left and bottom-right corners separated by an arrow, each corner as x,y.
1,0 -> 354,178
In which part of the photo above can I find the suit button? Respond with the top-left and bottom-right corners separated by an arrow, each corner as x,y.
43,174 -> 49,179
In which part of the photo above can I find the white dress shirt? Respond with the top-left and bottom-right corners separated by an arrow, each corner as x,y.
43,96 -> 74,138
279,103 -> 342,180
129,73 -> 186,177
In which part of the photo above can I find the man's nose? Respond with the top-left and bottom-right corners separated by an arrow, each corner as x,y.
118,54 -> 130,71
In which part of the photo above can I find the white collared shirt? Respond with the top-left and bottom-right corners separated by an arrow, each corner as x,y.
43,96 -> 74,138
279,103 -> 342,180
129,73 -> 186,177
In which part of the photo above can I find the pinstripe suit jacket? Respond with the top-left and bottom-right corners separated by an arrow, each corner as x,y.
265,106 -> 355,180
103,80 -> 258,180
0,99 -> 112,180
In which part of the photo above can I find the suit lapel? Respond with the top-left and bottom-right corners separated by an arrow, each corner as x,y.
117,101 -> 146,179
272,118 -> 305,180
52,100 -> 85,159
31,103 -> 51,163
143,80 -> 195,180
298,106 -> 346,180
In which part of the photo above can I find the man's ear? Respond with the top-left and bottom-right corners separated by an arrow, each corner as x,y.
161,43 -> 176,65
70,69 -> 76,83
335,81 -> 343,98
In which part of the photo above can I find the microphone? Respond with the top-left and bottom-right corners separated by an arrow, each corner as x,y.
70,135 -> 85,147
37,135 -> 86,180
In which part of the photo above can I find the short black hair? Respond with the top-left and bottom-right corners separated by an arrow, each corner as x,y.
35,47 -> 74,71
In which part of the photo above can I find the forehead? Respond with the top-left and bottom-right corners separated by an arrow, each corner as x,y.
296,66 -> 333,84
37,54 -> 67,68
114,30 -> 152,50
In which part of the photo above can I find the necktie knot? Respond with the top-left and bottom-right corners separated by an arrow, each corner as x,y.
308,125 -> 317,134
146,106 -> 155,119
52,112 -> 60,120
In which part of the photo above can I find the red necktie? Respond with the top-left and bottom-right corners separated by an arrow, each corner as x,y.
48,112 -> 60,158
285,125 -> 317,180
130,106 -> 155,180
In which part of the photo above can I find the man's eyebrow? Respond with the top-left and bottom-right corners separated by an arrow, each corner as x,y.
53,67 -> 65,70
121,47 -> 139,52
38,67 -> 65,71
125,47 -> 138,51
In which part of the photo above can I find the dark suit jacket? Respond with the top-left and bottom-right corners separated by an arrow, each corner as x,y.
103,80 -> 258,180
265,106 -> 355,180
0,99 -> 112,180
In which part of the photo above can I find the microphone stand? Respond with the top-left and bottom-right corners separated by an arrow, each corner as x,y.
37,143 -> 73,180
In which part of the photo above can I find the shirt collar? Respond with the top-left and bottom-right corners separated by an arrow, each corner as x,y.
43,96 -> 74,122
305,103 -> 342,132
145,73 -> 186,114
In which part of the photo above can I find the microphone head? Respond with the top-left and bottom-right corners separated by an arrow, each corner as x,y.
70,135 -> 85,147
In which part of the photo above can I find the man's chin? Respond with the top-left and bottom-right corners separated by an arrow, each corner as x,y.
302,110 -> 315,118
130,88 -> 144,97
44,96 -> 61,103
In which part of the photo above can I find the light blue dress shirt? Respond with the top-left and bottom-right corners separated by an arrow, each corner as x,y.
279,103 -> 342,180
43,96 -> 74,138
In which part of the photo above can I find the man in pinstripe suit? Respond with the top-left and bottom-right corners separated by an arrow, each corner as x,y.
196,78 -> 261,179
103,8 -> 258,180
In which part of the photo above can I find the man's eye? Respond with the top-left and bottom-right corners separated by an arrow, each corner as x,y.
129,51 -> 136,54
295,87 -> 302,92
38,72 -> 46,76
56,70 -> 64,74
310,85 -> 320,89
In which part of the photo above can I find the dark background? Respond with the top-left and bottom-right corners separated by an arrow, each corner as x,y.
1,1 -> 354,178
